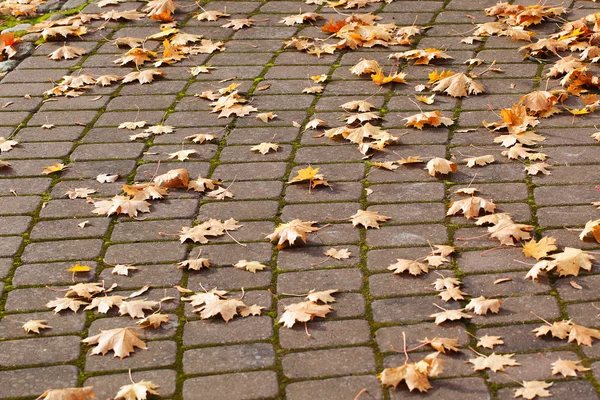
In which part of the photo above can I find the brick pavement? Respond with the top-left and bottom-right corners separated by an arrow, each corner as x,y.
1,0 -> 600,399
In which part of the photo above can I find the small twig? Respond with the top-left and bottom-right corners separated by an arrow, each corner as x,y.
479,245 -> 515,256
304,321 -> 311,338
402,331 -> 409,362
530,311 -> 552,326
353,388 -> 367,400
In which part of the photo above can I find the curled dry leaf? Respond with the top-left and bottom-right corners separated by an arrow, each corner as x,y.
256,112 -> 277,123
580,219 -> 600,243
137,313 -> 169,329
426,157 -> 457,176
38,387 -> 95,400
266,219 -> 320,248
112,264 -> 137,276
154,168 -> 189,188
379,353 -> 443,393
97,173 -> 119,183
447,196 -> 497,219
65,187 -> 96,199
465,154 -> 495,167
82,326 -> 147,358
115,379 -> 159,400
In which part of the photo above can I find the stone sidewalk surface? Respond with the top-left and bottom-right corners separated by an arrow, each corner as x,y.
1,0 -> 600,399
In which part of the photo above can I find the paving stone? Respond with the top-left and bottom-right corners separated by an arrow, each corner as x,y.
183,343 -> 274,374
198,200 -> 279,220
188,266 -> 271,289
0,216 -> 31,234
85,369 -> 177,399
0,311 -> 85,339
390,377 -> 489,399
369,269 -> 453,297
278,292 -> 366,319
29,218 -> 110,239
372,295 -> 461,324
0,336 -> 80,367
368,203 -> 446,224
367,247 -> 440,271
0,236 -> 21,257
279,319 -> 371,349
187,242 -> 273,265
277,268 -> 363,293
183,371 -> 279,400
99,264 -> 183,287
0,257 -> 12,278
213,162 -> 287,180
497,380 -> 597,400
282,347 -> 375,379
13,261 -> 98,285
367,224 -> 448,247
458,248 -> 532,273
462,271 -> 551,297
470,295 -> 560,326
21,239 -> 103,263
286,376 -> 383,400
556,274 -> 600,302
183,316 -> 273,346
537,205 -> 596,227
104,241 -> 187,264
489,350 -> 579,384
277,245 -> 360,270
281,202 -> 360,222
0,365 -> 79,399
376,322 -> 470,352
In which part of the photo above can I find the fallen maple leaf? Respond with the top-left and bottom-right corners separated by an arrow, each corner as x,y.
84,295 -> 126,314
154,168 -> 190,188
168,149 -> 197,161
547,247 -> 595,277
82,327 -> 147,358
233,260 -> 265,273
137,313 -> 169,329
266,219 -> 320,248
388,259 -> 429,276
468,352 -> 519,372
23,319 -> 51,334
568,323 -> 600,346
279,300 -> 332,328
195,9 -> 229,21
465,296 -> 502,315
389,48 -> 453,65
477,335 -> 504,349
197,298 -> 247,322
46,297 -> 88,313
221,18 -> 254,30
305,289 -> 337,303
514,381 -> 552,400
551,359 -> 590,377
251,142 -> 279,154
404,110 -> 453,129
92,195 -> 151,217
430,306 -> 472,325
350,209 -> 390,229
465,155 -> 495,167
532,320 -> 572,340
119,300 -> 159,319
447,196 -> 496,219
38,387 -> 95,400
42,163 -> 67,175
288,166 -> 330,189
48,45 -> 87,60
115,379 -> 159,400
432,72 -> 485,97
65,187 -> 96,199
379,353 -> 443,392
522,237 -> 557,260
324,248 -> 351,260
524,162 -> 551,175
422,337 -> 460,353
